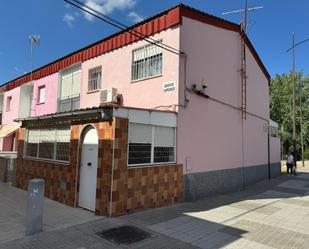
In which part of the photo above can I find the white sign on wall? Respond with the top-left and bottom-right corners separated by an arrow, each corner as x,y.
163,81 -> 176,92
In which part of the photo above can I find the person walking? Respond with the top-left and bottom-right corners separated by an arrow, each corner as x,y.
293,154 -> 297,176
286,153 -> 294,175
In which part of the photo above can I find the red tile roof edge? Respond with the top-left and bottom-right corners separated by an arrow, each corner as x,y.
0,4 -> 270,92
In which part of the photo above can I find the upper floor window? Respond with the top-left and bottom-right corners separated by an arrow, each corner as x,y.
88,66 -> 102,92
37,86 -> 46,104
131,41 -> 163,81
59,67 -> 81,112
6,96 -> 12,111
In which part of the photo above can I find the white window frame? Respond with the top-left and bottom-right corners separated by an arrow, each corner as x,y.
131,40 -> 163,82
24,127 -> 71,163
37,85 -> 46,104
88,66 -> 102,92
60,67 -> 81,99
127,122 -> 176,167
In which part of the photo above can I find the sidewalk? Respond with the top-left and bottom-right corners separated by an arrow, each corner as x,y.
1,166 -> 309,249
0,182 -> 100,244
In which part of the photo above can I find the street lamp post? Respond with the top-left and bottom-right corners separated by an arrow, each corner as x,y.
286,35 -> 309,167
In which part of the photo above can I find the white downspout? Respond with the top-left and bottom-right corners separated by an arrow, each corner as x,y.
74,127 -> 81,208
109,119 -> 116,217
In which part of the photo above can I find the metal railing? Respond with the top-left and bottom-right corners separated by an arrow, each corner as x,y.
57,94 -> 80,113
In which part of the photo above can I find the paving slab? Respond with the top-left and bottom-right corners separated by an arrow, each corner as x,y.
1,164 -> 309,248
0,182 -> 100,243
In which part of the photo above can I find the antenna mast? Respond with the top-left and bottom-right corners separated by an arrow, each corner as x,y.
222,1 -> 263,120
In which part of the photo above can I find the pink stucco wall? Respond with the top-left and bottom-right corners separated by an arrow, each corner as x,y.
31,73 -> 58,117
270,137 -> 281,163
2,87 -> 20,125
80,28 -> 180,111
177,17 -> 270,174
2,134 -> 14,151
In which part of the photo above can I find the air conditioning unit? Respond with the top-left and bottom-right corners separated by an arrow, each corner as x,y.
100,88 -> 118,104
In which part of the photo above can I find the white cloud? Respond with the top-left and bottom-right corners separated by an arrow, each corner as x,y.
82,0 -> 136,22
63,13 -> 75,27
128,11 -> 143,23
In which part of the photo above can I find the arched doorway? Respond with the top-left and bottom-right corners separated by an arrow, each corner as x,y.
78,126 -> 99,211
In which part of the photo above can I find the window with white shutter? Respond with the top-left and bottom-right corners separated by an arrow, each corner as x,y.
24,126 -> 71,162
128,123 -> 175,166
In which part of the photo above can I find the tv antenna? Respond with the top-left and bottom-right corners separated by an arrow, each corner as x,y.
222,3 -> 263,33
222,1 -> 263,120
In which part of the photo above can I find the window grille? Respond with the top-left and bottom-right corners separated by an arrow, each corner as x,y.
153,126 -> 175,163
154,147 -> 174,163
55,128 -> 71,161
131,41 -> 162,81
128,123 -> 175,166
128,143 -> 151,165
38,129 -> 55,159
25,129 -> 39,157
25,126 -> 70,162
88,66 -> 102,91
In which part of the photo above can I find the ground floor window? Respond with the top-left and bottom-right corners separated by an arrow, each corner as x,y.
128,123 -> 175,166
25,126 -> 71,162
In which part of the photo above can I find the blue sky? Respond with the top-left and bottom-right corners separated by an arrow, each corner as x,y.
0,0 -> 308,84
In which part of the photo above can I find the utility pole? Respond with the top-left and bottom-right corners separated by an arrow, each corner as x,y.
286,36 -> 309,167
299,79 -> 304,167
292,33 -> 296,164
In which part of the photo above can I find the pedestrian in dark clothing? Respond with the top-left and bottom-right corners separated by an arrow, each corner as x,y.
286,153 -> 294,175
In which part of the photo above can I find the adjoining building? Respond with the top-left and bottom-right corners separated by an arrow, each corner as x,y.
0,4 -> 280,216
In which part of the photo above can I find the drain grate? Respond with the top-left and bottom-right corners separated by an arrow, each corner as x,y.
97,225 -> 151,245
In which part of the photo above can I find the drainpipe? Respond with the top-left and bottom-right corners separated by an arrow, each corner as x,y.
74,127 -> 81,208
241,118 -> 245,190
109,118 -> 116,217
267,121 -> 271,180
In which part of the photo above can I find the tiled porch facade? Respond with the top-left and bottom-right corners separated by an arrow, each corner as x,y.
14,116 -> 183,216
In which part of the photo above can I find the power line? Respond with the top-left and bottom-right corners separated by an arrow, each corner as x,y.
64,0 -> 184,56
71,0 -> 180,53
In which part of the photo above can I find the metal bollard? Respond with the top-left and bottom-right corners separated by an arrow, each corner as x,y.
26,179 -> 45,236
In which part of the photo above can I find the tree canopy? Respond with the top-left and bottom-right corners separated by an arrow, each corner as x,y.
270,72 -> 309,159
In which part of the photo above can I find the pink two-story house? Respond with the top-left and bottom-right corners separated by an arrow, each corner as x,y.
0,4 -> 280,216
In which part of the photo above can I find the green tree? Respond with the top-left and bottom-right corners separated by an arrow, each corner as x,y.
270,72 -> 309,159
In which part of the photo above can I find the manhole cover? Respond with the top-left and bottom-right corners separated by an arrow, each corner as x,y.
97,225 -> 151,245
